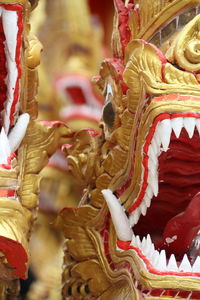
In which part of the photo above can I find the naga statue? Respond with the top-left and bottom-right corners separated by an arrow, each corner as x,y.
56,0 -> 200,299
0,0 -> 70,298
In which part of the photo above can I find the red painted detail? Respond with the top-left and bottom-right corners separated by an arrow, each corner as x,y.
154,94 -> 200,102
62,144 -> 72,150
114,0 -> 134,55
190,292 -> 200,299
0,20 -> 7,112
178,291 -> 192,298
59,206 -> 79,214
116,179 -> 131,197
102,58 -> 127,94
163,290 -> 178,297
73,127 -> 101,138
0,153 -> 16,170
140,40 -> 167,82
0,4 -> 23,11
0,190 -> 15,197
61,144 -> 73,155
117,240 -> 200,277
0,236 -> 28,279
150,289 -> 164,297
7,153 -> 16,164
66,86 -> 87,105
37,120 -> 70,130
100,214 -> 115,268
9,7 -> 23,126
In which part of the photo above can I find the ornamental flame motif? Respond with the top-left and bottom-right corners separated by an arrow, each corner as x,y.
56,0 -> 200,299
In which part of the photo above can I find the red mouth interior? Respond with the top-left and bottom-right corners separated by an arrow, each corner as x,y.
134,128 -> 200,262
66,86 -> 86,105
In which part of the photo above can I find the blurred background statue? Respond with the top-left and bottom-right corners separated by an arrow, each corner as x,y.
27,1 -> 113,299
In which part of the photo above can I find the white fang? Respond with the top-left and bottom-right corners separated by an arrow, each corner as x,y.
102,189 -> 132,241
8,113 -> 30,152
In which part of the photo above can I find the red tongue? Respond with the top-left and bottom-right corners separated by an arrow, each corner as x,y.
159,193 -> 200,258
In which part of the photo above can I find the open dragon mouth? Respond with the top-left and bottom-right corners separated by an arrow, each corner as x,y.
0,4 -> 23,134
0,4 -> 30,169
56,74 -> 103,124
103,111 -> 200,282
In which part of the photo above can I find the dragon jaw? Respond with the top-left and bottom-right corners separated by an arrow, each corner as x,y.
103,105 -> 200,298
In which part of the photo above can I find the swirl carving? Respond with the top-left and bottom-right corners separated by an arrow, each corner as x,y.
174,14 -> 200,72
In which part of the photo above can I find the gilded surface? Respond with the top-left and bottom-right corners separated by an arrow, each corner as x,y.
57,0 -> 200,299
0,0 -> 72,298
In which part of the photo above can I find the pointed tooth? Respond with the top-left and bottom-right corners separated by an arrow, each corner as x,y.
146,234 -> 152,246
102,190 -> 132,241
144,195 -> 151,208
130,234 -> 136,247
167,254 -> 178,272
143,234 -> 152,256
152,250 -> 160,268
140,202 -> 147,216
135,235 -> 141,248
148,156 -> 158,175
196,119 -> 200,136
192,256 -> 200,272
159,119 -> 172,151
146,186 -> 153,199
151,138 -> 159,156
129,208 -> 140,226
157,250 -> 167,271
183,117 -> 195,138
145,234 -> 154,260
148,243 -> 155,261
141,237 -> 146,251
179,254 -> 192,272
8,114 -> 30,152
148,172 -> 158,197
148,145 -> 157,164
154,124 -> 161,148
171,117 -> 183,138
2,10 -> 18,61
0,128 -> 11,164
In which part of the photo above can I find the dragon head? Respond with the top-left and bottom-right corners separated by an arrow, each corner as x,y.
0,0 -> 72,285
57,0 -> 200,299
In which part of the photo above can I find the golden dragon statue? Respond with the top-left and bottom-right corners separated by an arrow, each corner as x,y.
56,0 -> 200,299
0,0 -> 71,298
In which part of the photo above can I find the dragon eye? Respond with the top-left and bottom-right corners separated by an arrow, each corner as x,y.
103,101 -> 115,128
102,83 -> 115,128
